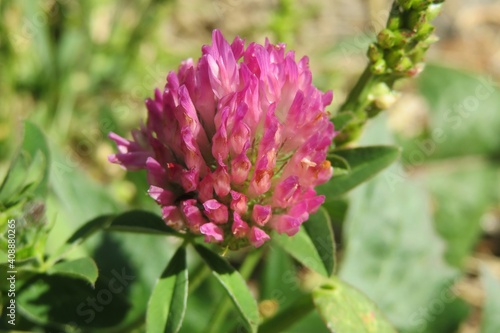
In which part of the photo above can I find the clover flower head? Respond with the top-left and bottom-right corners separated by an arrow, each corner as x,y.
109,30 -> 335,249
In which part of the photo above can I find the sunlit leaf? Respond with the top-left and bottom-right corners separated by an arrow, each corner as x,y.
424,164 -> 499,267
313,277 -> 396,333
340,115 -> 464,332
147,246 -> 188,333
318,145 -> 400,198
47,257 -> 99,286
273,226 -> 328,277
65,210 -> 178,248
417,65 -> 500,159
0,122 -> 50,209
108,210 -> 177,235
194,244 -> 259,333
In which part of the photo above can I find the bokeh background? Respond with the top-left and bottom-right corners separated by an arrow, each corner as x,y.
1,0 -> 499,332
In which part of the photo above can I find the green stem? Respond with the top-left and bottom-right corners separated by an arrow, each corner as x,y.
206,297 -> 235,333
339,66 -> 376,115
239,248 -> 264,279
206,249 -> 264,333
188,262 -> 211,294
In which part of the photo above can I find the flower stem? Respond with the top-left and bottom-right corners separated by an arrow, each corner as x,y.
334,0 -> 445,146
340,66 -> 375,116
188,263 -> 211,295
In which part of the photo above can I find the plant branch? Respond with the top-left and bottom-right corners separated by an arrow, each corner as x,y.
334,0 -> 445,146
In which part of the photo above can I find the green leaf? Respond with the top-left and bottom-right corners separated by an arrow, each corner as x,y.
66,215 -> 114,246
273,226 -> 328,277
260,245 -> 302,309
312,277 -> 397,333
47,257 -> 98,286
481,265 -> 500,333
321,198 -> 348,237
46,144 -> 121,254
303,207 -> 335,276
339,114 -> 467,333
194,244 -> 259,333
424,164 -> 499,267
17,274 -> 131,328
340,163 -> 460,332
21,121 -> 51,194
108,210 -> 177,235
328,153 -> 351,171
47,142 -> 121,226
417,65 -> 500,159
88,232 -> 177,332
318,145 -> 400,198
51,210 -> 179,270
0,122 -> 50,209
147,246 -> 188,333
65,210 -> 178,246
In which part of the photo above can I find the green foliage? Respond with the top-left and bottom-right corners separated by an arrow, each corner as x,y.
313,278 -> 397,333
424,165 -> 499,267
273,222 -> 331,278
318,145 -> 401,198
0,122 -> 49,210
394,64 -> 500,272
340,162 -> 466,332
260,244 -> 302,309
147,246 -> 188,333
340,115 -> 471,333
481,266 -> 500,333
303,207 -> 336,276
194,244 -> 260,333
16,274 -> 131,329
47,257 -> 99,286
417,65 -> 500,158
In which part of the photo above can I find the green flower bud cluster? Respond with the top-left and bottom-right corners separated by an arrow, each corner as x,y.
334,0 -> 445,147
367,1 -> 444,77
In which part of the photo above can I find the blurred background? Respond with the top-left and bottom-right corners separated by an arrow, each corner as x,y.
1,0 -> 499,332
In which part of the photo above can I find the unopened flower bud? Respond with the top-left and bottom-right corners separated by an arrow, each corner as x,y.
370,59 -> 387,75
377,29 -> 398,49
394,56 -> 413,73
426,4 -> 443,22
368,83 -> 399,110
408,10 -> 425,32
367,43 -> 383,63
416,23 -> 435,40
387,16 -> 401,31
385,49 -> 404,69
